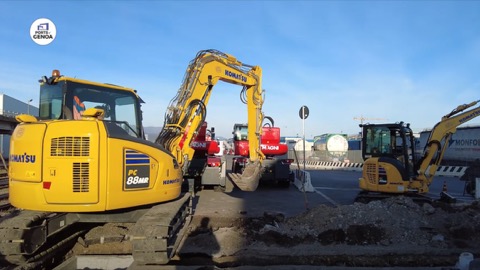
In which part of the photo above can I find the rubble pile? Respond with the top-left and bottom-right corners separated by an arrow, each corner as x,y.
63,195 -> 480,267
270,196 -> 480,249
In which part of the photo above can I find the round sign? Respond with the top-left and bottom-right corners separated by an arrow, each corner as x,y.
299,105 -> 309,119
30,18 -> 57,45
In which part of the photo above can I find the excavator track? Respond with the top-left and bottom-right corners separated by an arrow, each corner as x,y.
355,191 -> 433,205
0,210 -> 83,268
0,210 -> 51,265
0,193 -> 191,268
130,192 -> 191,266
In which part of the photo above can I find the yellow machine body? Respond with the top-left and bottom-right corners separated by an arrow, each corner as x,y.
359,157 -> 423,194
358,100 -> 480,195
9,74 -> 182,212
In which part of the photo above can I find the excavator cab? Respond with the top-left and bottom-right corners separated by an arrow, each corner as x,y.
38,70 -> 144,138
10,70 -> 184,213
359,122 -> 417,193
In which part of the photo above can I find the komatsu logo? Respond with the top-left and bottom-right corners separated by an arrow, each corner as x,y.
459,110 -> 480,124
163,179 -> 181,185
10,153 -> 36,163
225,70 -> 247,82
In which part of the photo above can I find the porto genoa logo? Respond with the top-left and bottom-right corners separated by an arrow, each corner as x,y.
30,18 -> 56,45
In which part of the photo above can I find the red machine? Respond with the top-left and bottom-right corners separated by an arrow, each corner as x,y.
232,117 -> 293,187
191,122 -> 221,167
183,122 -> 227,192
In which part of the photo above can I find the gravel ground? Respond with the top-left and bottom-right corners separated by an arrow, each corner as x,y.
67,194 -> 480,268
178,197 -> 480,267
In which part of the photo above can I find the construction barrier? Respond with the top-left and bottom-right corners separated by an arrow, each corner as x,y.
292,161 -> 467,177
293,169 -> 315,192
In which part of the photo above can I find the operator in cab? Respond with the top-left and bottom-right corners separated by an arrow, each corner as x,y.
73,95 -> 86,119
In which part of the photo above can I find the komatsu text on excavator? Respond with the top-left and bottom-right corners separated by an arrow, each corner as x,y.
2,49 -> 265,267
357,100 -> 480,201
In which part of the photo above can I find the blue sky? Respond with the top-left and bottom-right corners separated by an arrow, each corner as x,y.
1,1 -> 480,138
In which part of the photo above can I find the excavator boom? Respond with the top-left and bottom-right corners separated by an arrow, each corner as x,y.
156,49 -> 265,191
417,100 -> 480,184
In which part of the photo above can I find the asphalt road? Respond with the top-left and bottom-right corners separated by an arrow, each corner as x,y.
307,169 -> 474,206
193,169 -> 475,221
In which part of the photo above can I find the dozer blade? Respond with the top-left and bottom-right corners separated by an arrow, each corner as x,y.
228,160 -> 263,191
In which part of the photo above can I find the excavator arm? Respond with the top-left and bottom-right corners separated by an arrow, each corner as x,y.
417,100 -> 480,185
155,49 -> 265,191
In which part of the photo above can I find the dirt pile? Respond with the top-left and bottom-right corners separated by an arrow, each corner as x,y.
182,197 -> 480,266
68,196 -> 480,267
277,197 -> 480,249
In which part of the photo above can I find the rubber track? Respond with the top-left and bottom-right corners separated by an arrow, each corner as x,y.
130,192 -> 191,265
0,211 -> 51,265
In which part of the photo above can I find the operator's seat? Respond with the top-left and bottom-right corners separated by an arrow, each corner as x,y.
63,106 -> 73,120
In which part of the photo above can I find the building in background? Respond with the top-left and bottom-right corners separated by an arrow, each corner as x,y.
417,125 -> 480,166
0,93 -> 39,159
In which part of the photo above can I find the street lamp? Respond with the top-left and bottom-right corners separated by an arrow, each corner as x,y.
27,99 -> 33,114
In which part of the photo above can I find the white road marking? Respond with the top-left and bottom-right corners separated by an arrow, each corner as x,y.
314,188 -> 339,207
313,186 -> 361,191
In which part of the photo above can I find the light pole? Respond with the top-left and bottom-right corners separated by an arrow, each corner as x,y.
27,99 -> 33,114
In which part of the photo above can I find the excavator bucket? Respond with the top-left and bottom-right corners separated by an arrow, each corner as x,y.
228,160 -> 263,191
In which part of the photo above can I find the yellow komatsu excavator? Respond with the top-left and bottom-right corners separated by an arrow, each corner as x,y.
2,49 -> 265,267
155,49 -> 265,192
357,100 -> 480,201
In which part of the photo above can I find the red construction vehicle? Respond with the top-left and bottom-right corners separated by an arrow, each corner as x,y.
185,122 -> 226,191
231,116 -> 293,187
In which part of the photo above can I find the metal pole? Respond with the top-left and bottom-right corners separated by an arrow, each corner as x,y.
302,107 -> 306,172
301,107 -> 309,210
27,99 -> 32,115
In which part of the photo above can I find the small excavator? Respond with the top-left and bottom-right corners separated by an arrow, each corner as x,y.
2,49 -> 265,267
357,100 -> 480,202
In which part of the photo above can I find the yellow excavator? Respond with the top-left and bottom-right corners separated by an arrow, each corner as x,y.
2,49 -> 265,266
357,100 -> 480,201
